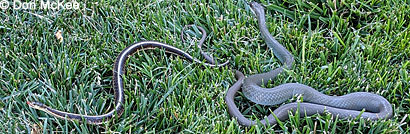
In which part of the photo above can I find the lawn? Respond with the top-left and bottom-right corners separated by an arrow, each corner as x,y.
0,0 -> 409,133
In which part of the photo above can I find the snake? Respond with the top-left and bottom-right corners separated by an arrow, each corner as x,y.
27,26 -> 229,124
224,2 -> 393,127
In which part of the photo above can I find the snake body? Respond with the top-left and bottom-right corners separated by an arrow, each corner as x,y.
225,2 -> 393,127
28,39 -> 228,124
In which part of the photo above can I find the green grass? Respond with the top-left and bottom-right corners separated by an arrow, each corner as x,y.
0,0 -> 409,133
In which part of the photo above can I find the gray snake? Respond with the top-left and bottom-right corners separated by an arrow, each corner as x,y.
224,2 -> 393,127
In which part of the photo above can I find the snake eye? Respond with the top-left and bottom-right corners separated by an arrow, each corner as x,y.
249,2 -> 255,8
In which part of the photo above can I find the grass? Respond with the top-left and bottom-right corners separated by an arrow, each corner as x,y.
0,0 -> 409,133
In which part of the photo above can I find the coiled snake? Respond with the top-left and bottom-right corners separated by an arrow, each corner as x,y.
224,2 -> 393,127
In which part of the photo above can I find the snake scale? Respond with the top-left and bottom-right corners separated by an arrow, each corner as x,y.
224,2 -> 393,127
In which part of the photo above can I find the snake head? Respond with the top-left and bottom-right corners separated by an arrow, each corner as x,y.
27,101 -> 47,110
249,2 -> 265,17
